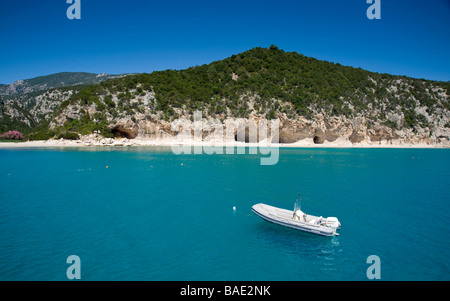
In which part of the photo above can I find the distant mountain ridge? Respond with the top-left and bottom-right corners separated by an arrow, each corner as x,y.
0,72 -> 127,96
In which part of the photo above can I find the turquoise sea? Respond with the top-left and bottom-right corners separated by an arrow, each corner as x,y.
0,147 -> 449,280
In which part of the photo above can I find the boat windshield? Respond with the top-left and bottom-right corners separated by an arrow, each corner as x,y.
294,194 -> 301,212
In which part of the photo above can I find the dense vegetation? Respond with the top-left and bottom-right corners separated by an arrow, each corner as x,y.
63,46 -> 449,123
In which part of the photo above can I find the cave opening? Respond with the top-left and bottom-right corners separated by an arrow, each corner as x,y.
111,128 -> 136,139
313,135 -> 325,144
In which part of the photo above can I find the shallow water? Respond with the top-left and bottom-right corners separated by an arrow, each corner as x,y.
0,147 -> 449,280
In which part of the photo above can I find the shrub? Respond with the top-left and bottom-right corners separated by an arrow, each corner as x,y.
26,129 -> 56,141
57,132 -> 80,140
0,131 -> 24,140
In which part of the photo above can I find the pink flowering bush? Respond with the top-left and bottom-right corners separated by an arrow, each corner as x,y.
0,131 -> 24,140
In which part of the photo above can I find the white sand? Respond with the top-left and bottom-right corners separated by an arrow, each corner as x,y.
0,137 -> 447,149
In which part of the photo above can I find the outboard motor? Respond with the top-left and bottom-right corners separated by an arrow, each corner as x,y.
326,217 -> 341,229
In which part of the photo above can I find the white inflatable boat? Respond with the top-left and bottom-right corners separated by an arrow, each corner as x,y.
252,203 -> 341,237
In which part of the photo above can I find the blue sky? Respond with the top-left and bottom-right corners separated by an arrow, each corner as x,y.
0,0 -> 449,84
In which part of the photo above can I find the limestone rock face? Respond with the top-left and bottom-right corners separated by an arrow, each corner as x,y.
45,98 -> 450,147
278,116 -> 314,143
112,119 -> 139,139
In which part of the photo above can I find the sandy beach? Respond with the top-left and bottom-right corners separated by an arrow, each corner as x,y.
0,137 -> 448,149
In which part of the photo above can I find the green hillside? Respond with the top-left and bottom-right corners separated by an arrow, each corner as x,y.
61,45 -> 449,126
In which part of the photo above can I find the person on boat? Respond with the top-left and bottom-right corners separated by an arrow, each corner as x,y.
293,194 -> 307,222
293,209 -> 307,222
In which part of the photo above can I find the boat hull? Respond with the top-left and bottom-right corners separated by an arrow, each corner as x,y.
252,203 -> 338,237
